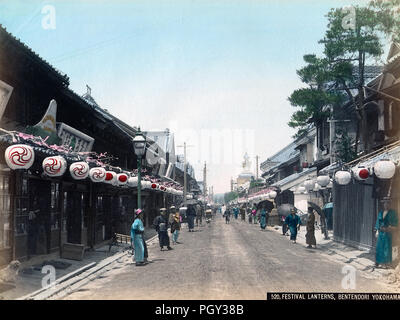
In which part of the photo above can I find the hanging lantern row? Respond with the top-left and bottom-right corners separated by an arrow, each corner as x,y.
4,144 -> 184,194
334,159 -> 397,186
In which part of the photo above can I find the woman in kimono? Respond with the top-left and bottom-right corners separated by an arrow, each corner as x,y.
131,209 -> 146,266
284,208 -> 301,243
171,212 -> 181,244
374,197 -> 398,268
260,206 -> 267,230
305,207 -> 316,248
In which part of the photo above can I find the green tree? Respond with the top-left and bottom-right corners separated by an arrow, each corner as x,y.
224,191 -> 238,203
319,4 -> 399,154
288,54 -> 341,138
334,129 -> 357,163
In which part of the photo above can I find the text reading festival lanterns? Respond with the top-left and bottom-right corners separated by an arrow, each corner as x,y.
69,162 -> 89,180
43,156 -> 67,177
5,144 -> 34,170
374,159 -> 396,179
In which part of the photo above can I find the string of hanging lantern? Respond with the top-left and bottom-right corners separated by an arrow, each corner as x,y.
1,127 -> 184,195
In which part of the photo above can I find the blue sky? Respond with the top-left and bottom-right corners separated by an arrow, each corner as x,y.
0,0 -> 372,193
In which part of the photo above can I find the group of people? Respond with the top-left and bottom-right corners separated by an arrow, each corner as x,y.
223,204 -> 271,230
130,206 -> 182,266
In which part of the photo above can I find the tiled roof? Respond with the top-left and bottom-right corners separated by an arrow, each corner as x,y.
260,141 -> 300,173
0,24 -> 69,85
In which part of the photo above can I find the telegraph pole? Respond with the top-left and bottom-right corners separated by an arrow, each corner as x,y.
203,162 -> 207,199
255,155 -> 259,180
177,142 -> 194,206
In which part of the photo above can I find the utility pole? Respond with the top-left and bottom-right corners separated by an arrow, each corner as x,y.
203,162 -> 207,199
255,155 -> 259,180
177,142 -> 194,206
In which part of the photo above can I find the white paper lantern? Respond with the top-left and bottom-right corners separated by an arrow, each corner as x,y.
127,176 -> 138,187
335,170 -> 352,185
69,162 -> 89,180
304,179 -> 314,191
142,181 -> 151,189
352,167 -> 370,181
43,156 -> 67,177
317,175 -> 330,187
117,173 -> 128,185
374,160 -> 396,179
269,191 -> 277,199
89,167 -> 106,183
5,144 -> 35,170
104,171 -> 117,184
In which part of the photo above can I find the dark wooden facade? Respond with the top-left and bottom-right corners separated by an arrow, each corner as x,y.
0,25 -> 176,266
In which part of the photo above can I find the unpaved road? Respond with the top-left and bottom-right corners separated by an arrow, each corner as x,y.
63,214 -> 394,300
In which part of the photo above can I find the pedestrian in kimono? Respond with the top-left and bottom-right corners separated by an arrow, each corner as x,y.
196,204 -> 203,227
233,207 -> 239,220
153,208 -> 173,251
260,206 -> 267,230
186,204 -> 196,232
374,197 -> 398,269
284,208 -> 301,243
251,208 -> 257,224
224,208 -> 231,224
171,212 -> 181,244
305,207 -> 317,248
130,209 -> 147,266
241,207 -> 246,221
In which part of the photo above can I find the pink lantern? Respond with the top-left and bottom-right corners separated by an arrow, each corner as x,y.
69,162 -> 89,180
89,167 -> 106,183
43,156 -> 67,177
117,173 -> 128,185
5,144 -> 35,170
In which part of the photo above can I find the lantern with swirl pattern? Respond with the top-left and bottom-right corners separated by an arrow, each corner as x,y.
5,144 -> 35,170
43,156 -> 67,177
89,167 -> 106,183
69,162 -> 89,180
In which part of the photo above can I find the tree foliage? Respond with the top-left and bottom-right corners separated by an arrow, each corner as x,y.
288,2 -> 400,153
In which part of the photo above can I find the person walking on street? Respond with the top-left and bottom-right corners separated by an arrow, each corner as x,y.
186,204 -> 196,232
131,209 -> 147,266
374,197 -> 398,269
153,208 -> 173,251
284,208 -> 301,243
196,203 -> 203,227
305,207 -> 317,248
224,207 -> 231,224
171,211 -> 181,244
260,205 -> 267,230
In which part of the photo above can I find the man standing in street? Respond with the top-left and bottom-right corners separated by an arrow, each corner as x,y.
196,203 -> 203,227
374,197 -> 398,269
284,207 -> 301,243
153,208 -> 173,251
305,206 -> 317,248
186,204 -> 196,232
